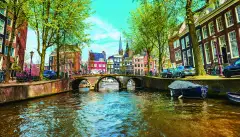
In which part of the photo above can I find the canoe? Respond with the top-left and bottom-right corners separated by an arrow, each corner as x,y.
168,81 -> 208,99
227,92 -> 240,104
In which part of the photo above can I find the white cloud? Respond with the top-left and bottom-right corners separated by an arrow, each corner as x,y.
87,16 -> 121,41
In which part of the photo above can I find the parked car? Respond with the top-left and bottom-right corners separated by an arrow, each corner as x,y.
43,70 -> 57,79
161,68 -> 178,78
223,58 -> 240,78
181,66 -> 196,78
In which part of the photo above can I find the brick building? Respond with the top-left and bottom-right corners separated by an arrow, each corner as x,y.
50,46 -> 82,73
169,0 -> 240,69
0,8 -> 27,70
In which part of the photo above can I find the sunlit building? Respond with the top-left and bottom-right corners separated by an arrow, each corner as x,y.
169,0 -> 240,69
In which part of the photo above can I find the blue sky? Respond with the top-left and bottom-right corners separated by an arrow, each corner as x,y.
26,0 -> 138,64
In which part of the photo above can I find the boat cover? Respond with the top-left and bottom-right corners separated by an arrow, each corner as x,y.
168,80 -> 202,90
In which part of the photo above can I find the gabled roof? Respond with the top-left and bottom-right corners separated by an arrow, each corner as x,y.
89,52 -> 105,61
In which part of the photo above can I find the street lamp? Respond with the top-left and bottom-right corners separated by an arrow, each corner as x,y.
213,36 -> 223,76
30,51 -> 34,79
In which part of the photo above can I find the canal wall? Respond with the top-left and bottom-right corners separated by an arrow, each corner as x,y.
0,79 -> 71,104
143,77 -> 240,97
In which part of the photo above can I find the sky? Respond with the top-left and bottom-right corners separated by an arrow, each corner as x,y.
26,0 -> 138,64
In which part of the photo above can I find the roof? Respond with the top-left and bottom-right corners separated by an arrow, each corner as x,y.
89,52 -> 105,61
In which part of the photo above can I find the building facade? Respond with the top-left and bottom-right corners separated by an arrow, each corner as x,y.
88,51 -> 106,74
112,54 -> 123,74
169,0 -> 240,70
50,46 -> 82,73
107,56 -> 114,74
0,8 -> 27,71
0,8 -> 7,70
133,54 -> 144,75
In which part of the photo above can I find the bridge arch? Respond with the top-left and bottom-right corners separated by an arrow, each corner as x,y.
71,78 -> 90,90
96,76 -> 122,91
126,77 -> 143,89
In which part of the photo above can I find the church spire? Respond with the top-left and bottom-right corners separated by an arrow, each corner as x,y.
119,35 -> 123,55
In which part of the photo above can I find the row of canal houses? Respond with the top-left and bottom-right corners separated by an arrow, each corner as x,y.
0,8 -> 27,71
88,37 -> 159,75
169,0 -> 240,69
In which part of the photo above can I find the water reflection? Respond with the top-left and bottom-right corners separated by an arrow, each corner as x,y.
0,91 -> 240,136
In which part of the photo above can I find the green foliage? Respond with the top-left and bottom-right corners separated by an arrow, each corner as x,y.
27,0 -> 92,80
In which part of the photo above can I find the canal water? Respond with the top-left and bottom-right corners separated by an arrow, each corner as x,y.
0,90 -> 240,137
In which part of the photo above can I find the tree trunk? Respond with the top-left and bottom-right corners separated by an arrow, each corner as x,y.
186,0 -> 206,76
56,32 -> 60,78
147,50 -> 150,75
39,48 -> 46,80
5,13 -> 17,83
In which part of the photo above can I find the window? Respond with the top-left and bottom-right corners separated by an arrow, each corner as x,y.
228,31 -> 239,58
236,5 -> 240,23
202,26 -> 208,39
218,35 -> 226,47
11,48 -> 14,57
211,40 -> 217,62
216,17 -> 224,32
181,38 -> 185,49
0,9 -> 4,15
204,43 -> 211,63
196,29 -> 202,42
175,50 -> 181,61
173,40 -> 180,48
0,19 -> 4,34
225,11 -> 234,27
4,46 -> 8,55
183,51 -> 187,65
208,22 -> 215,36
185,36 -> 190,47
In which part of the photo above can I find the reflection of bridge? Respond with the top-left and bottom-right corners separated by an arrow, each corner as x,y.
71,74 -> 144,91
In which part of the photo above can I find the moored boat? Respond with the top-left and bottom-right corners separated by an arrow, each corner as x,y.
227,92 -> 240,104
168,81 -> 208,99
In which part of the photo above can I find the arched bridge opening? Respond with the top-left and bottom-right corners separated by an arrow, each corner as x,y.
96,76 -> 122,91
127,77 -> 143,89
72,78 -> 90,91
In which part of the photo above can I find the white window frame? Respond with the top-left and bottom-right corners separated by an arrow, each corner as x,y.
185,36 -> 190,47
202,26 -> 208,39
0,19 -> 4,34
228,30 -> 239,58
196,29 -> 202,42
225,10 -> 234,28
216,16 -> 224,32
181,38 -> 185,49
175,50 -> 181,61
235,5 -> 240,23
211,40 -> 217,62
208,21 -> 215,36
204,42 -> 211,64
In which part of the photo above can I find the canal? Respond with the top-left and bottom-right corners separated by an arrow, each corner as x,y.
0,90 -> 240,136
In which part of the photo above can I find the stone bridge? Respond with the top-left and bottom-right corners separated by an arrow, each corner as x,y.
71,74 -> 144,91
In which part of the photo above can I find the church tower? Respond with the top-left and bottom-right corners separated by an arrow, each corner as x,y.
119,36 -> 123,55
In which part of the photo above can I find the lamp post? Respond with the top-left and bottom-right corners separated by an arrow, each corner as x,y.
30,51 -> 34,79
213,36 -> 223,76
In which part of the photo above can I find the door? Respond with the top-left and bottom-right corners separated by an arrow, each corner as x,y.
221,47 -> 228,63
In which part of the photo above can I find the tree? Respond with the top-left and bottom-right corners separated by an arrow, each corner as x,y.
27,0 -> 91,80
0,0 -> 29,83
55,0 -> 91,78
127,1 -> 178,75
128,3 -> 155,75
